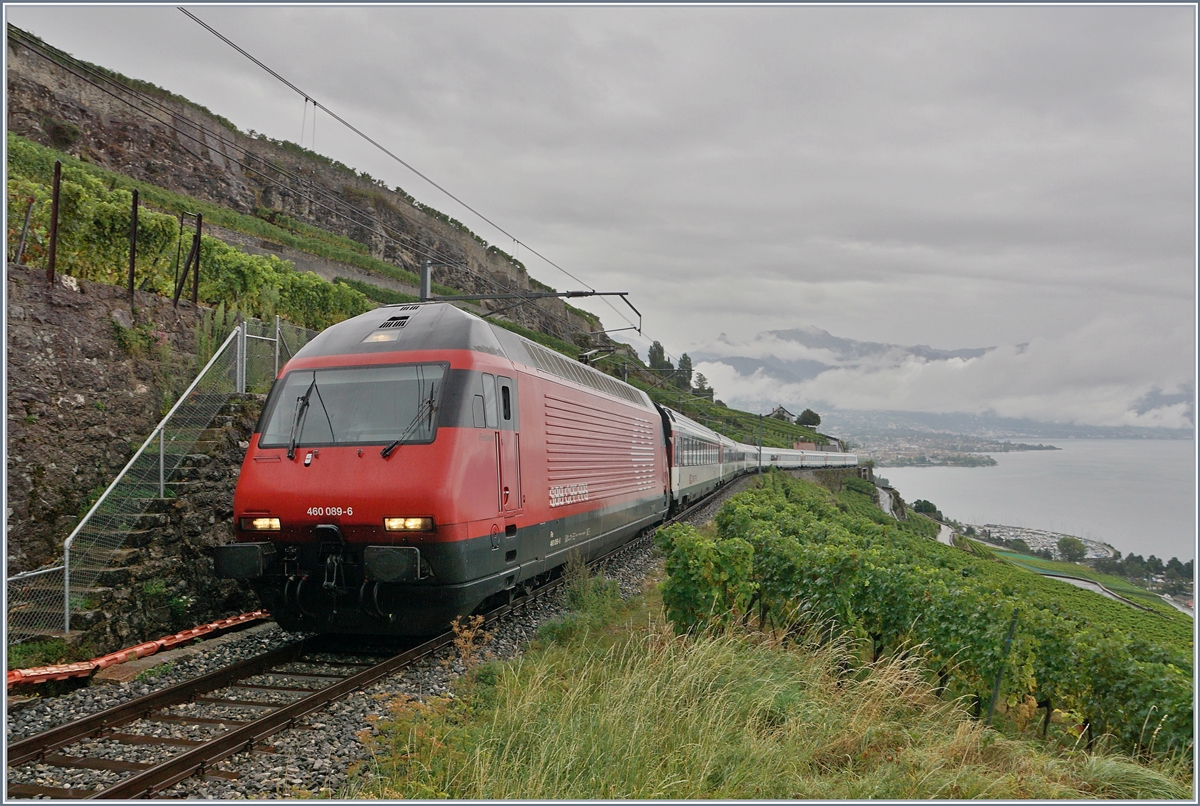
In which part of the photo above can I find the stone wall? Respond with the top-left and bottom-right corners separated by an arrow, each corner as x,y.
7,262 -> 261,653
6,263 -> 204,575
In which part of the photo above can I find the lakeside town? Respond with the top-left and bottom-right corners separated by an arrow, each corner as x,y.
849,433 -> 1060,467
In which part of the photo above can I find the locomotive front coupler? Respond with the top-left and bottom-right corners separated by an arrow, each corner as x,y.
314,524 -> 351,593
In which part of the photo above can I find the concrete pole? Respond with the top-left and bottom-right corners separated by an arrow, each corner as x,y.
420,260 -> 431,301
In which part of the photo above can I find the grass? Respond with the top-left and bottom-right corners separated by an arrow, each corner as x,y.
353,562 -> 1193,800
7,638 -> 77,670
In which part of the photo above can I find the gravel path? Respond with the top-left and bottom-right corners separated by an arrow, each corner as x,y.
6,481 -> 751,799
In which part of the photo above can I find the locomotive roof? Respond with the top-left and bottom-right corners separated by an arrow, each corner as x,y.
290,302 -> 507,359
287,303 -> 654,409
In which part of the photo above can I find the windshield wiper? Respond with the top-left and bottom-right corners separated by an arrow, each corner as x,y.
382,383 -> 437,458
288,376 -> 318,460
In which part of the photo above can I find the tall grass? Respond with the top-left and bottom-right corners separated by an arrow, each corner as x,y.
358,612 -> 1192,799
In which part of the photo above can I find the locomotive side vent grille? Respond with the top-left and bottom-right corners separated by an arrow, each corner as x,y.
524,342 -> 644,406
378,316 -> 411,329
389,305 -> 421,311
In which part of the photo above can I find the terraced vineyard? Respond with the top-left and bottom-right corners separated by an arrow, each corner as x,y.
657,472 -> 1192,756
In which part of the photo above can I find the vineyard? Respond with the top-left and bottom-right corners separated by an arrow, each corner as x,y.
6,134 -> 378,330
657,472 -> 1193,757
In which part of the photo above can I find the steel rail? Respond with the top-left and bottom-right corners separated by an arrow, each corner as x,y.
6,641 -> 307,767
88,583 -> 564,798
10,483 -> 735,798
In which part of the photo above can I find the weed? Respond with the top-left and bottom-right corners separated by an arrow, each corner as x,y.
23,414 -> 38,425
133,661 -> 174,681
442,615 -> 494,676
7,638 -> 69,670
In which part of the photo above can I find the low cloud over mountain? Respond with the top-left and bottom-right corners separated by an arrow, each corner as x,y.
693,322 -> 1194,432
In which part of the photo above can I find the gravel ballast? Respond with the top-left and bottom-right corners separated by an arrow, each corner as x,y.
6,478 -> 756,798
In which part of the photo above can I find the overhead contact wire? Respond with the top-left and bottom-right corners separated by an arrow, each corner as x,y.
178,7 -> 597,293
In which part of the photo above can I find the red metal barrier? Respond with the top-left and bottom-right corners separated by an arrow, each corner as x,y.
7,611 -> 269,688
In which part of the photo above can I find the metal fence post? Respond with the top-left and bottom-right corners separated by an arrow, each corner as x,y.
128,189 -> 139,306
159,426 -> 165,498
274,315 -> 281,379
64,545 -> 71,634
191,213 -> 202,305
237,321 -> 247,394
14,197 -> 35,265
47,161 -> 61,285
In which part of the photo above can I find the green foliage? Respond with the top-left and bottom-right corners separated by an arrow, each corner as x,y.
1057,536 -> 1088,563
6,134 -> 372,331
796,408 -> 821,427
7,133 -> 423,290
7,638 -> 71,670
134,661 -> 175,681
842,477 -> 876,498
333,276 -> 420,305
538,556 -> 626,644
360,618 -> 1192,799
911,499 -> 939,515
656,523 -> 755,632
647,340 -> 672,372
674,353 -> 693,390
659,472 -> 1194,757
41,116 -> 81,150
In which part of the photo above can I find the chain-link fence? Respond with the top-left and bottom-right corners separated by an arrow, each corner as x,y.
7,316 -> 318,641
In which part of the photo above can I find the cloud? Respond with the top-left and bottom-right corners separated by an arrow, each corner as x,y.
697,314 -> 1195,430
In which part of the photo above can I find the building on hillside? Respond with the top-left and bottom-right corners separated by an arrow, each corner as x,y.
768,405 -> 795,421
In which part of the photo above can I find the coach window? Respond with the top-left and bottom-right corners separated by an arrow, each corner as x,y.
482,373 -> 498,429
472,395 -> 486,428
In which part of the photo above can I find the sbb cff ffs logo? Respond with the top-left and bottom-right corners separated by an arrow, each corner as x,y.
549,483 -> 589,508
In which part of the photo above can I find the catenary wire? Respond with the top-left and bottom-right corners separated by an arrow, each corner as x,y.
12,24 -> 687,368
176,7 -> 647,337
8,27 -> 593,341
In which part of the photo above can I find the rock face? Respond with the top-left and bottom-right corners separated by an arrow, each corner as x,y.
5,32 -> 600,342
6,263 -> 205,575
6,263 -> 261,654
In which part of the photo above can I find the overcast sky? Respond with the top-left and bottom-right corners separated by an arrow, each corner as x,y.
6,4 -> 1196,429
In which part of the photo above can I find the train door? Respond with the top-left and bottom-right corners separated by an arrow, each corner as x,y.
496,376 -> 521,516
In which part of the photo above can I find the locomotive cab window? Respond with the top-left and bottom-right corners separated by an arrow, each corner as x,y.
258,363 -> 447,449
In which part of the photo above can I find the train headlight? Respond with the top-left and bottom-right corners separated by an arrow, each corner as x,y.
240,517 -> 281,531
384,516 -> 434,532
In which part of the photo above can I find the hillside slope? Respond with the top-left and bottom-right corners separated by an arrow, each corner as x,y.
5,27 -> 598,343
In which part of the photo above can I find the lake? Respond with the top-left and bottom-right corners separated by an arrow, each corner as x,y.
878,439 -> 1196,563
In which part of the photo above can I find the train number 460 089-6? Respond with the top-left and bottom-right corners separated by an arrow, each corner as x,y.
306,506 -> 353,516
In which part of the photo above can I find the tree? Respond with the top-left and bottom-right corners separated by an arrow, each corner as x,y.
675,353 -> 693,390
796,408 -> 821,427
647,341 -> 668,370
912,499 -> 938,515
694,373 -> 709,392
1011,538 -> 1032,555
1057,536 -> 1087,563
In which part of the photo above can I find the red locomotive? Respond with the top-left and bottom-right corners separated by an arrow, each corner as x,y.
215,302 -> 669,634
214,302 -> 857,635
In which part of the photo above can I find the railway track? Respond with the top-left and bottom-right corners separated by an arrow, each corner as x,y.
6,483 -> 744,799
